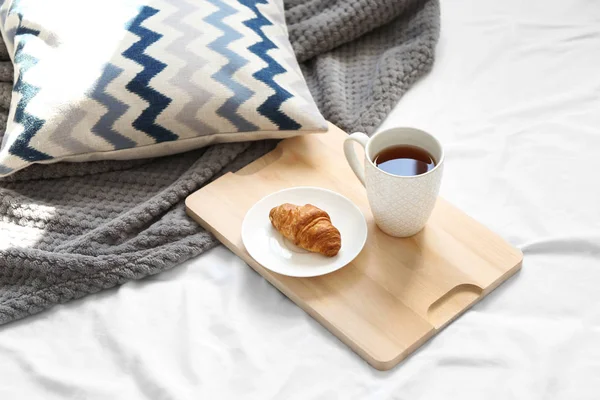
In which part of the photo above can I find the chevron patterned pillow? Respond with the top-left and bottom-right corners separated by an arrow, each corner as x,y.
0,0 -> 327,176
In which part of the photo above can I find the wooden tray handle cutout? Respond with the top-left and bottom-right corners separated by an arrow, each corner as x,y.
427,283 -> 483,329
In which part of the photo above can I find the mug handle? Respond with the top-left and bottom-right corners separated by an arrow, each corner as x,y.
343,132 -> 370,186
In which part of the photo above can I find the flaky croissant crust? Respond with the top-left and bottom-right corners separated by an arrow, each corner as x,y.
269,203 -> 341,257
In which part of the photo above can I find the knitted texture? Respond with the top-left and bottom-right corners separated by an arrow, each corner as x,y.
0,0 -> 439,325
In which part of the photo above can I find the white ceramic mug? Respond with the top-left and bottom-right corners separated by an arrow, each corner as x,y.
344,127 -> 444,237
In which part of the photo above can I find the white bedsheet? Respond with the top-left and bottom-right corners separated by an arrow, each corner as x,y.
2,0 -> 600,398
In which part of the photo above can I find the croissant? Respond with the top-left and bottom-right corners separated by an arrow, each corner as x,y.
269,203 -> 341,257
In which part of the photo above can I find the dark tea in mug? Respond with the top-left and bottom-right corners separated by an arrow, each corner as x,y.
373,145 -> 436,177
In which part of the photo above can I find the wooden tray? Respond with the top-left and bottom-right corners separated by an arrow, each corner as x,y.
185,123 -> 523,370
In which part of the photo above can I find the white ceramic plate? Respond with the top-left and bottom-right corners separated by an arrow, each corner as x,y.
241,187 -> 368,277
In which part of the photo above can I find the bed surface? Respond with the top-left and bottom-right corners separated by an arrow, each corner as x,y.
2,0 -> 600,398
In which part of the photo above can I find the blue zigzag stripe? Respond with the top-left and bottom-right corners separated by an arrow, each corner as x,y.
8,18 -> 52,162
90,64 -> 136,149
0,164 -> 13,175
205,0 -> 258,132
123,6 -> 177,143
164,0 -> 215,135
239,0 -> 301,130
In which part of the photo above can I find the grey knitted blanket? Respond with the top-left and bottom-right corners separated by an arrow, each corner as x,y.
0,0 -> 439,325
